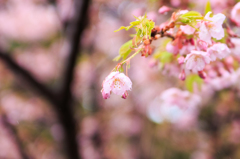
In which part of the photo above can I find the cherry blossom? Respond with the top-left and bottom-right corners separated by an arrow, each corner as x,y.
199,12 -> 225,44
180,25 -> 195,35
179,43 -> 195,55
208,72 -> 235,91
230,38 -> 240,55
101,71 -> 132,99
184,50 -> 211,73
197,39 -> 208,51
160,88 -> 201,108
207,43 -> 231,61
177,10 -> 189,15
158,6 -> 171,14
231,2 -> 240,26
147,89 -> 200,125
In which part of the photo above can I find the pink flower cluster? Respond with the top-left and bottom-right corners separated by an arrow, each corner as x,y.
164,10 -> 233,77
102,3 -> 240,99
199,12 -> 225,44
184,43 -> 231,73
160,88 -> 201,109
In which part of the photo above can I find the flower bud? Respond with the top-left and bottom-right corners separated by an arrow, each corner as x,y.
189,38 -> 195,45
122,91 -> 128,99
144,39 -> 151,45
179,70 -> 186,81
227,38 -> 235,48
142,45 -> 153,57
198,71 -> 207,79
148,46 -> 153,55
101,89 -> 110,99
197,39 -> 208,51
158,6 -> 171,14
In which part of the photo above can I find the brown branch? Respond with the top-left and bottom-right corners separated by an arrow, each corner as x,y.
1,114 -> 33,159
61,0 -> 90,100
151,26 -> 175,41
0,0 -> 91,159
0,52 -> 58,106
55,0 -> 91,159
162,33 -> 175,40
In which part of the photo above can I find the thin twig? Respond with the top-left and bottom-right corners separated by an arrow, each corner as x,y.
1,114 -> 32,159
0,52 -> 58,106
0,0 -> 91,159
56,0 -> 91,159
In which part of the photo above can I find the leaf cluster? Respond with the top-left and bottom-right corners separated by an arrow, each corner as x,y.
114,15 -> 155,61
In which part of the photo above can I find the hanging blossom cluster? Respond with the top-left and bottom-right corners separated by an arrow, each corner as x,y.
101,2 -> 240,99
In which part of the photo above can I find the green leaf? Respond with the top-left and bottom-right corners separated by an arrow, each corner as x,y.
147,20 -> 155,37
114,26 -> 133,32
179,11 -> 203,27
181,11 -> 203,19
113,55 -> 121,61
113,40 -> 132,61
130,21 -> 141,26
115,15 -> 154,40
185,74 -> 203,92
179,17 -> 190,24
114,18 -> 141,32
204,0 -> 212,15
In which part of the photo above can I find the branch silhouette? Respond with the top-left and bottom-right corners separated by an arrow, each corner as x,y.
0,0 -> 91,159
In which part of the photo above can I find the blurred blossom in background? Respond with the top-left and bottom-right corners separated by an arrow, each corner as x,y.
0,0 -> 239,159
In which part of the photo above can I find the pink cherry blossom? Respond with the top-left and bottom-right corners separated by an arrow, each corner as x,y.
158,6 -> 171,14
180,25 -> 195,35
230,38 -> 240,55
208,72 -> 234,91
231,2 -> 240,26
179,43 -> 195,55
197,39 -> 208,51
184,50 -> 211,73
199,12 -> 225,44
101,71 -> 132,99
147,89 -> 200,124
177,10 -> 189,16
207,43 -> 231,61
160,88 -> 201,108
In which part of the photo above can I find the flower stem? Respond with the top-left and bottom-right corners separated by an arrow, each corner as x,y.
120,48 -> 142,65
